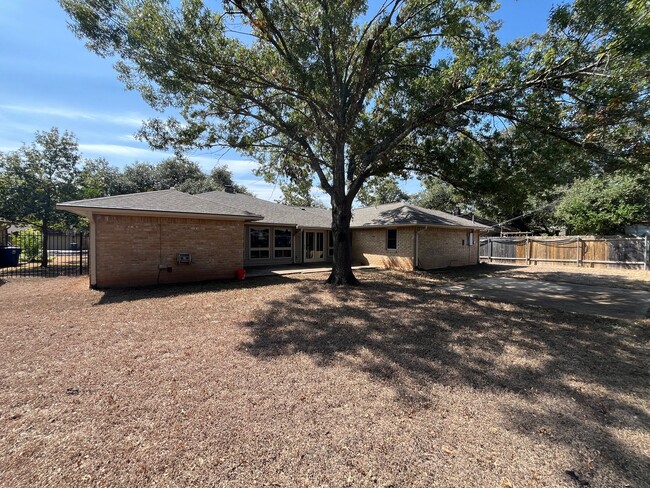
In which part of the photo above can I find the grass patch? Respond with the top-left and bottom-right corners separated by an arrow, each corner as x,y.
1,269 -> 648,487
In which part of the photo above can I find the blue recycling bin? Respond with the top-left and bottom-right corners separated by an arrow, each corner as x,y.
0,247 -> 21,267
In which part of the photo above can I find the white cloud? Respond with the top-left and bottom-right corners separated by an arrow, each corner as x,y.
79,143 -> 171,160
237,179 -> 279,201
115,133 -> 138,142
189,155 -> 260,175
0,104 -> 146,127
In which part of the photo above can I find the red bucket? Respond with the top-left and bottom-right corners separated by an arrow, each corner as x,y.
235,268 -> 246,281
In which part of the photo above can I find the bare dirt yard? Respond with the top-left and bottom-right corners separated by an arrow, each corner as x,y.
1,266 -> 648,487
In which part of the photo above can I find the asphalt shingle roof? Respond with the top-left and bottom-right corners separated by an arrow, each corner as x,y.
351,202 -> 489,229
57,189 -> 262,219
196,191 -> 332,228
57,190 -> 487,229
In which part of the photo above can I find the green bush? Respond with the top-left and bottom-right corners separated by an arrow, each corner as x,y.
555,170 -> 650,235
12,230 -> 43,263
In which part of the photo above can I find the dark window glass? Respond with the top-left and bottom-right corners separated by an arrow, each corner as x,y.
250,228 -> 269,259
250,228 -> 269,249
387,229 -> 397,250
274,229 -> 292,249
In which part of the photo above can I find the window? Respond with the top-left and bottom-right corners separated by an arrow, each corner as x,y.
274,228 -> 292,258
467,231 -> 475,246
250,227 -> 270,259
387,229 -> 397,250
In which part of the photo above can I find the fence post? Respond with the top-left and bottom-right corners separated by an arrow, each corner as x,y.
79,231 -> 84,275
645,234 -> 648,271
526,236 -> 530,265
489,237 -> 493,262
576,237 -> 581,267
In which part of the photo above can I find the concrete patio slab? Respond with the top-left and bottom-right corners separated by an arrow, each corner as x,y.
246,264 -> 376,278
445,277 -> 650,320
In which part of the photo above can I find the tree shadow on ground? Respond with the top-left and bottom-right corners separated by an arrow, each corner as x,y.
95,275 -> 298,305
418,263 -> 527,283
240,272 -> 650,486
507,268 -> 650,292
422,263 -> 650,291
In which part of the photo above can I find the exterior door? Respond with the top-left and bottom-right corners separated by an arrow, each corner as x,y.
304,231 -> 325,262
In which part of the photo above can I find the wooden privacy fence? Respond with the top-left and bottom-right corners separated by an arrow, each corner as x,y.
480,235 -> 649,270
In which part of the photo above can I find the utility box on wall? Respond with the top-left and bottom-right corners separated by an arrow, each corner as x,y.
176,253 -> 192,264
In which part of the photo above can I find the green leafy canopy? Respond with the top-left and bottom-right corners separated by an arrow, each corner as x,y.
60,0 -> 649,283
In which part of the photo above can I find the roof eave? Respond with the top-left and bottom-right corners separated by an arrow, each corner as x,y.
350,222 -> 488,230
56,205 -> 263,222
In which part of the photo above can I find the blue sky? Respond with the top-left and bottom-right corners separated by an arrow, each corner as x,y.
0,0 -> 562,202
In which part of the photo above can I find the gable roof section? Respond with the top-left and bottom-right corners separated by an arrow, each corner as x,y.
196,191 -> 332,228
57,189 -> 263,221
351,202 -> 489,229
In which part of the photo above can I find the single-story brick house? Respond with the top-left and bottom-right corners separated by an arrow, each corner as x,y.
57,189 -> 487,288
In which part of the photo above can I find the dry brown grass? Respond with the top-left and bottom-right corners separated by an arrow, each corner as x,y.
1,269 -> 648,487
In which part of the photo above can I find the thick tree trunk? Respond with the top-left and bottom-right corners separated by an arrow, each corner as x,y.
40,222 -> 49,268
326,200 -> 359,285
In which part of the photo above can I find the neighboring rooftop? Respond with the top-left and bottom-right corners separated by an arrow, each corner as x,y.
351,202 -> 489,229
57,189 -> 263,220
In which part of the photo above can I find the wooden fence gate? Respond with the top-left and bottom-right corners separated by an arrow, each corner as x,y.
480,235 -> 649,270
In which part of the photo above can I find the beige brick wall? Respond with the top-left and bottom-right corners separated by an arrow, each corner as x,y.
417,228 -> 479,269
351,227 -> 416,271
94,215 -> 244,287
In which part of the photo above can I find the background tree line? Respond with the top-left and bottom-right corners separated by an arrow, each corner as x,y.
0,128 -> 250,264
3,126 -> 648,251
360,168 -> 650,237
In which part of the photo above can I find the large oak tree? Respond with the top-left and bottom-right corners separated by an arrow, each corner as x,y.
61,0 -> 648,284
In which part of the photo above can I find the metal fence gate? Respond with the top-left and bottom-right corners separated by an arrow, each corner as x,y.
0,230 -> 89,278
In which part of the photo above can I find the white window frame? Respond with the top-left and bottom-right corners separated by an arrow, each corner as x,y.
467,231 -> 475,246
328,231 -> 334,257
273,228 -> 293,259
249,227 -> 270,259
386,228 -> 398,251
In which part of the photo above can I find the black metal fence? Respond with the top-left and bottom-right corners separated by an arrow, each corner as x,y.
0,230 -> 89,278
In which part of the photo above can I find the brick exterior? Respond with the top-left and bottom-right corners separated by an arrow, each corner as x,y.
351,226 -> 479,271
351,227 -> 416,271
417,228 -> 479,269
93,215 -> 244,288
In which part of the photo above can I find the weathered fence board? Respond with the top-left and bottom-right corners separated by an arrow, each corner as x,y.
480,235 -> 649,270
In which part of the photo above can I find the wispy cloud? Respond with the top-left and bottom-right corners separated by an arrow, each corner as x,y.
190,155 -> 260,175
0,104 -> 146,127
116,133 -> 139,142
79,144 -> 171,160
241,180 -> 280,201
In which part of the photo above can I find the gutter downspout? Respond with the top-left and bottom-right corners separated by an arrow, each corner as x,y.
415,226 -> 428,269
89,213 -> 97,288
